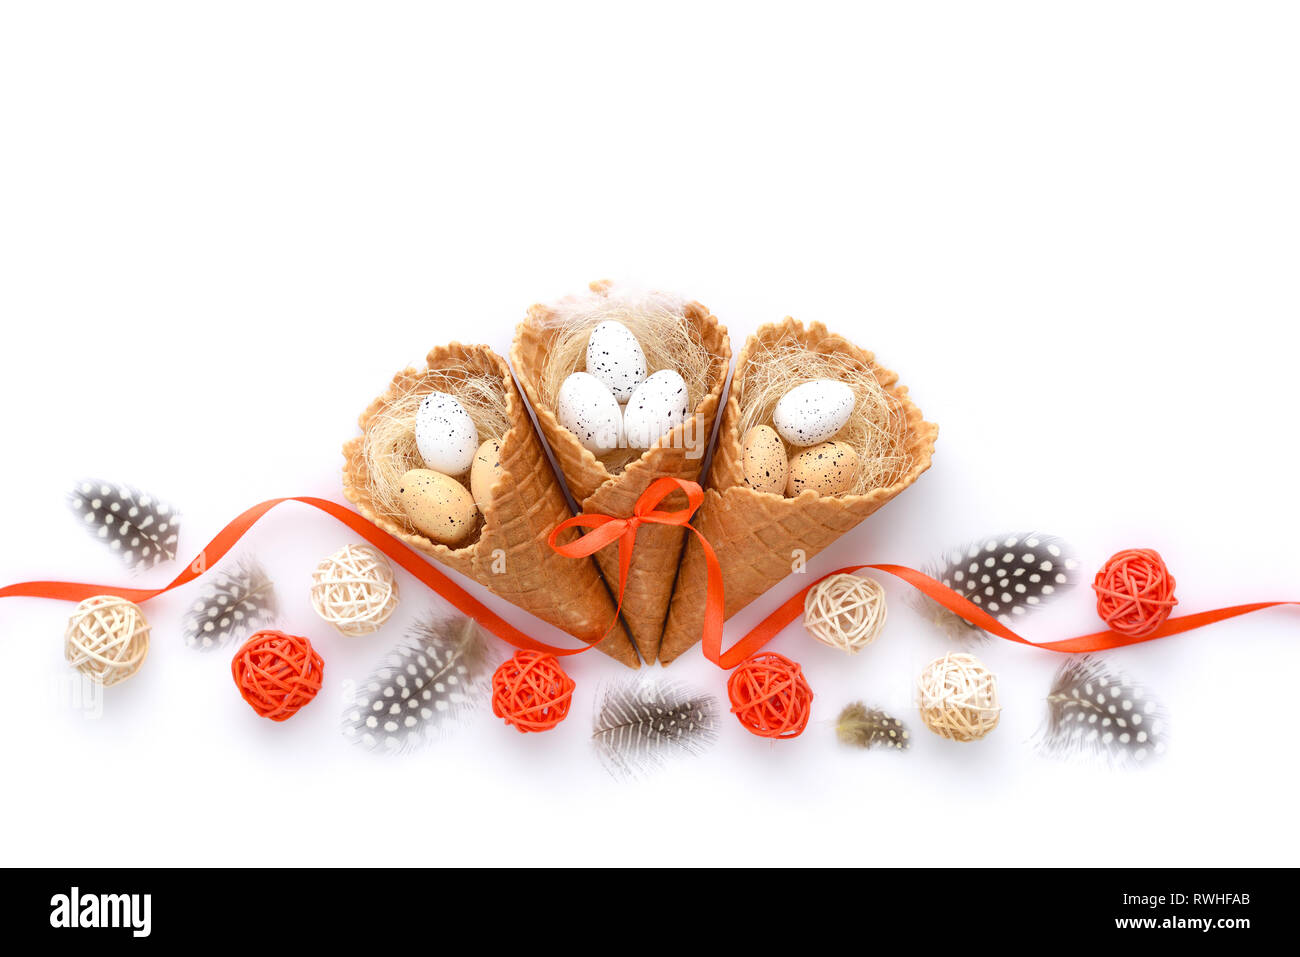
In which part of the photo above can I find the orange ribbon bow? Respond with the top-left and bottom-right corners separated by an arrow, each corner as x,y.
548,477 -> 727,665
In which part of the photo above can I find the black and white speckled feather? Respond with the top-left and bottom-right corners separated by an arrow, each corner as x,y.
914,532 -> 1079,642
835,702 -> 910,751
1036,655 -> 1168,768
67,480 -> 180,570
593,678 -> 719,778
182,558 -> 276,650
342,614 -> 496,753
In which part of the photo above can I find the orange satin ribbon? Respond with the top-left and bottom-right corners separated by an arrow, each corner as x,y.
0,496 -> 592,657
548,477 -> 725,656
731,562 -> 1300,662
551,483 -> 1300,667
6,493 -> 1292,669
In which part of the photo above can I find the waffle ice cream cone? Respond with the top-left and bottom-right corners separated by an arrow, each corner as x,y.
658,318 -> 938,665
511,282 -> 730,664
342,343 -> 638,668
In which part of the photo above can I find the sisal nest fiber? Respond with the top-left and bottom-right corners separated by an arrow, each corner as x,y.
735,327 -> 914,496
309,543 -> 399,637
64,595 -> 150,686
533,282 -> 720,474
917,652 -> 1000,742
356,357 -> 510,530
803,573 -> 887,653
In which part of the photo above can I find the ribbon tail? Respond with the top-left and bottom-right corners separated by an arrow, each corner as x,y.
695,530 -> 730,668
590,525 -> 636,647
0,496 -> 597,658
722,561 -> 1300,663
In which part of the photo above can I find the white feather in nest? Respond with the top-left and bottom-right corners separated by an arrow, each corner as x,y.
67,479 -> 180,571
1035,654 -> 1168,768
592,677 -> 720,779
342,614 -> 497,753
183,557 -> 277,650
912,532 -> 1080,642
544,281 -> 688,329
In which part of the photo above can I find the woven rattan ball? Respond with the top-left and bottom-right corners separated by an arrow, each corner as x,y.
803,573 -> 887,653
64,595 -> 150,686
491,651 -> 575,733
1093,548 -> 1177,638
727,652 -> 814,739
232,630 -> 324,721
309,543 -> 399,637
917,652 -> 1000,742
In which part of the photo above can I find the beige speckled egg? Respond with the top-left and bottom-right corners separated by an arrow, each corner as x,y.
398,468 -> 479,546
785,441 -> 859,497
742,425 -> 788,495
469,439 -> 503,510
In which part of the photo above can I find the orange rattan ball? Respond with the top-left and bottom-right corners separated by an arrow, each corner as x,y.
491,650 -> 575,733
1093,548 -> 1178,638
727,652 -> 813,739
231,630 -> 325,721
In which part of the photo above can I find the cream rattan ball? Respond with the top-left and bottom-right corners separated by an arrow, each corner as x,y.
64,595 -> 151,686
803,573 -> 888,653
309,543 -> 399,637
916,652 -> 1000,742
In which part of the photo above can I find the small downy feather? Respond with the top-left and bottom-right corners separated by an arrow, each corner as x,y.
342,614 -> 495,753
593,678 -> 720,778
835,702 -> 910,751
1036,654 -> 1168,768
183,557 -> 277,649
67,480 -> 180,570
914,532 -> 1078,642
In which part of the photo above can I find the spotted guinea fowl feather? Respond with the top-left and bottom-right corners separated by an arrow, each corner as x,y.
1036,654 -> 1168,768
182,557 -> 277,650
342,614 -> 496,753
593,678 -> 720,778
67,480 -> 180,570
835,702 -> 910,751
913,532 -> 1079,642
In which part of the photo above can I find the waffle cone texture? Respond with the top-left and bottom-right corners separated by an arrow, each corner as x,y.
342,343 -> 638,668
511,284 -> 731,664
657,318 -> 939,665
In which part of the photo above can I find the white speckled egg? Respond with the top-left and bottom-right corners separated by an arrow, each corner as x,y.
398,469 -> 479,545
557,372 -> 623,453
415,391 -> 479,476
742,425 -> 788,495
623,369 -> 690,449
785,441 -> 859,497
585,320 -> 647,402
469,438 -> 503,510
772,379 -> 855,447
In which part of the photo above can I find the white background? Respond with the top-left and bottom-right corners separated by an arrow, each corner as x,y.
1,2 -> 1297,867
